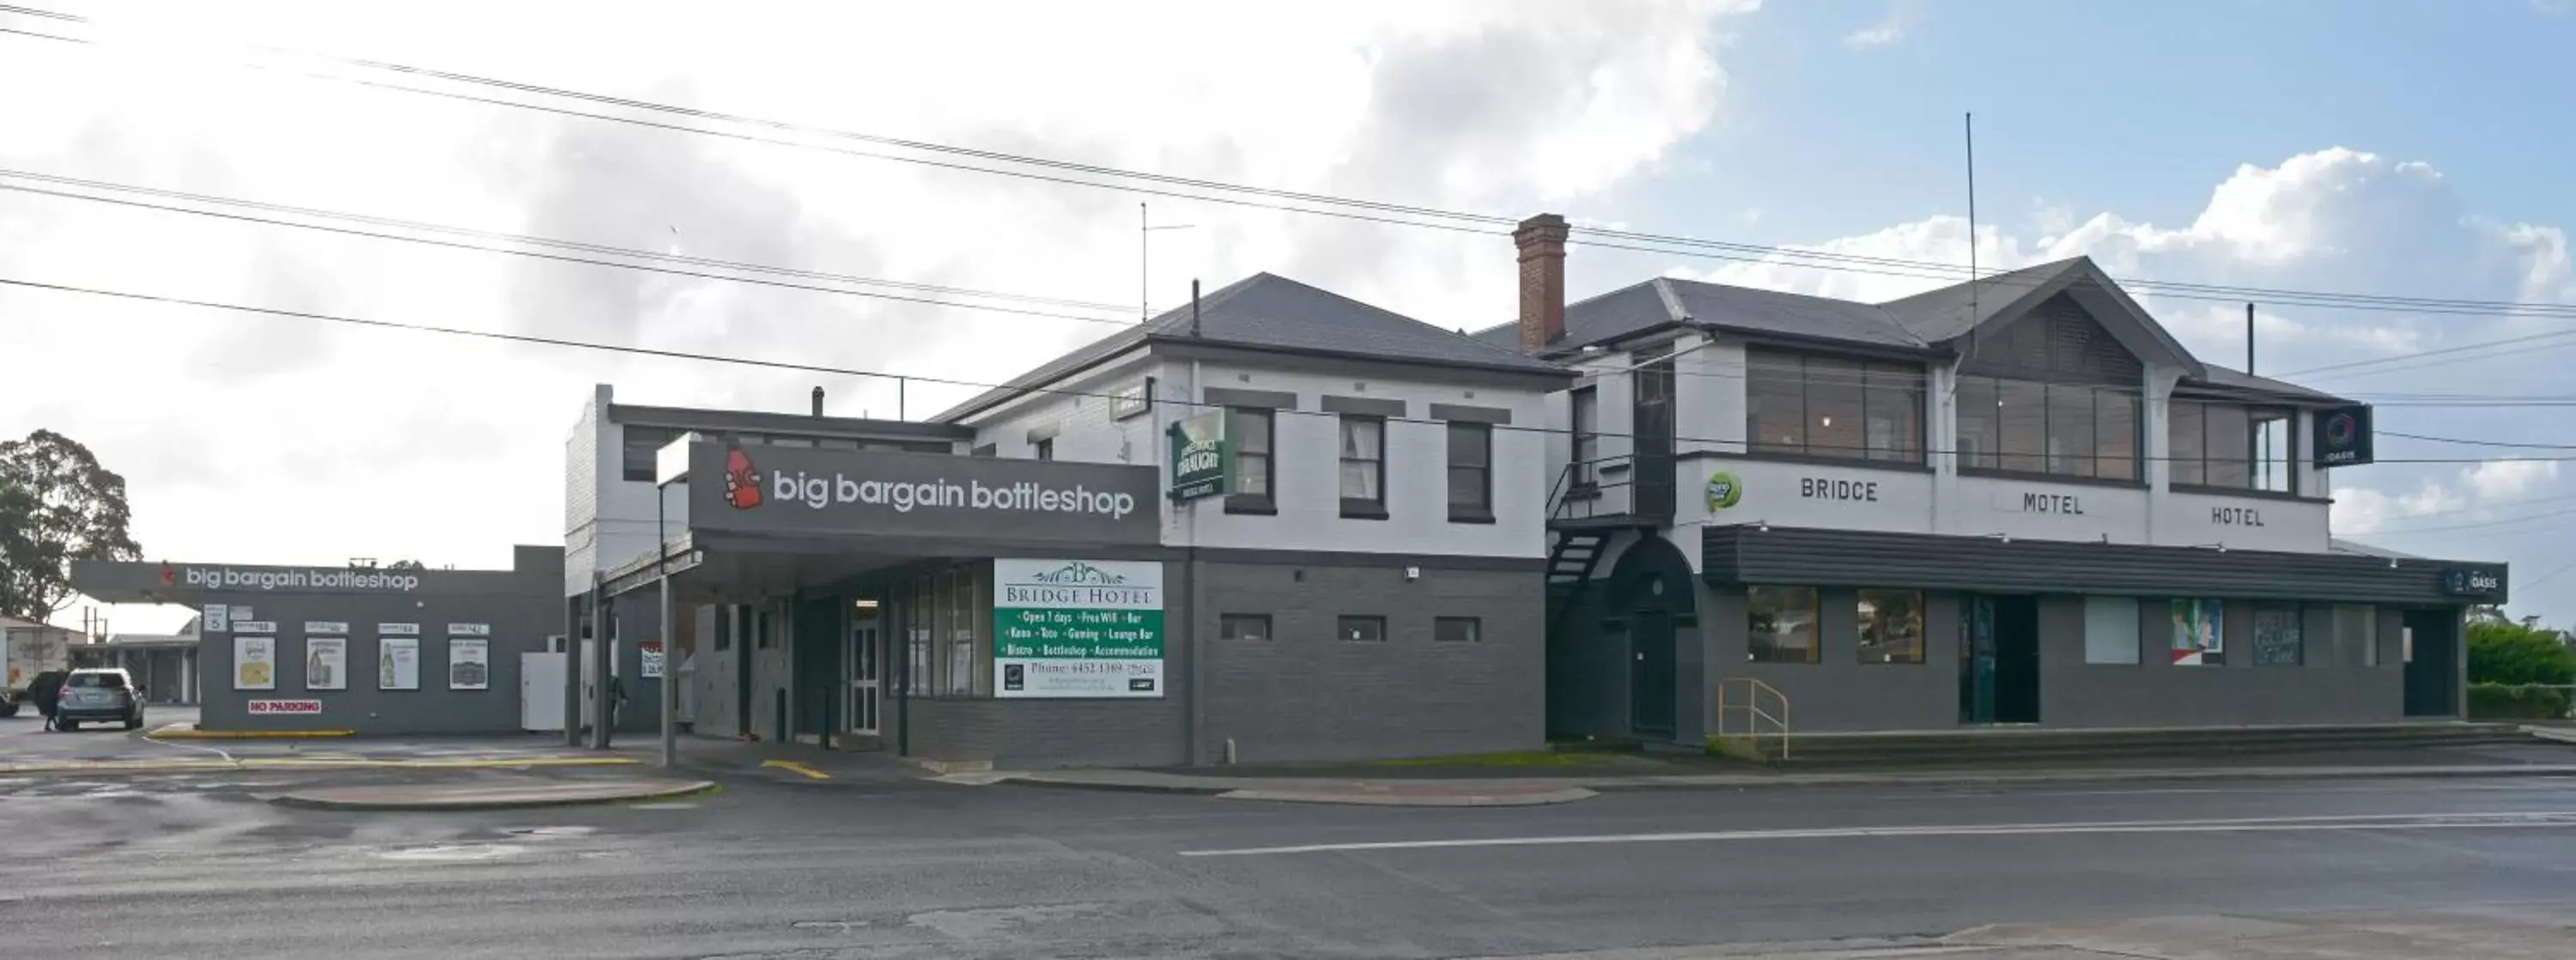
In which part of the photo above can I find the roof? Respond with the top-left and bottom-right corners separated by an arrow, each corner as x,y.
2329,538 -> 2427,561
612,404 -> 973,440
938,273 -> 1569,422
1875,258 -> 2085,343
1473,277 -> 1928,356
2182,364 -> 2355,405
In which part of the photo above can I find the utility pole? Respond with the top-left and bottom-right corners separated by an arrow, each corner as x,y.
1141,203 -> 1195,321
2245,302 -> 2256,374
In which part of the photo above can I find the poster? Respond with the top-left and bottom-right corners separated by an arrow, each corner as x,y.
378,637 -> 420,690
380,623 -> 421,636
204,604 -> 231,633
993,558 -> 1164,698
447,623 -> 491,637
234,635 -> 276,690
640,641 -> 665,679
305,637 -> 348,690
448,639 -> 490,690
2170,598 -> 2225,666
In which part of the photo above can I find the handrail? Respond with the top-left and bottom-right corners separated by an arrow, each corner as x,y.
1714,677 -> 1791,761
1548,453 -> 1638,520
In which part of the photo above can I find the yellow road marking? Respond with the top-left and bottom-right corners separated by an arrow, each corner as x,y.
0,756 -> 641,775
762,759 -> 830,780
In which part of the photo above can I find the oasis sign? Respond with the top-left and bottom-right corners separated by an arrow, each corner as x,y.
2314,404 -> 2375,469
689,441 -> 1160,545
2441,567 -> 2506,600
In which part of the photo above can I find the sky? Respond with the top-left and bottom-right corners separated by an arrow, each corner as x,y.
2,0 -> 2572,632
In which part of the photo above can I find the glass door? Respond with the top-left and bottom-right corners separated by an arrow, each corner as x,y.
848,611 -> 882,736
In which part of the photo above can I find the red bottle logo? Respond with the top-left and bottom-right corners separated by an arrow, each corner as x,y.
725,447 -> 762,509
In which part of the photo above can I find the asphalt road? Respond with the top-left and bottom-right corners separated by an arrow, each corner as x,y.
3,759 -> 2574,959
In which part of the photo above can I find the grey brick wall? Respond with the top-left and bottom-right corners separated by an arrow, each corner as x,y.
1196,560 -> 1544,764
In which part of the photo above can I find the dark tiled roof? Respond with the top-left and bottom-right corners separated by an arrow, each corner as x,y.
938,273 -> 1567,422
2184,364 -> 2354,404
1473,277 -> 1927,356
1876,257 -> 2089,343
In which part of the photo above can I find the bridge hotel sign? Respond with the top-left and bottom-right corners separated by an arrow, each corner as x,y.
683,441 -> 1162,545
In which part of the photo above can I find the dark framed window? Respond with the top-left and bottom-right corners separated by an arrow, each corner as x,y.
1857,590 -> 1924,664
1218,614 -> 1271,641
2253,603 -> 2304,666
1033,438 -> 1054,461
1956,375 -> 2141,481
1747,586 -> 1820,663
620,425 -> 683,482
1226,407 -> 1274,513
1336,616 -> 1386,642
1434,617 -> 1481,642
1338,415 -> 1385,519
2168,399 -> 2293,493
1745,349 -> 1923,462
713,605 -> 732,652
1570,386 -> 1600,485
1447,422 -> 1492,522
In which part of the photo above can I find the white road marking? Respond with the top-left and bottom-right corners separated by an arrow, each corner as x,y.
1177,811 -> 2576,857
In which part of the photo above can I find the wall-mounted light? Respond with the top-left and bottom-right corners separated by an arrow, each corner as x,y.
853,598 -> 879,610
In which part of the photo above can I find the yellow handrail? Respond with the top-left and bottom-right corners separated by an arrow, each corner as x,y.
1715,677 -> 1792,761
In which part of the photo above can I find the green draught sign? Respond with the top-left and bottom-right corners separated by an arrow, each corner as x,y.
993,559 -> 1165,698
1168,410 -> 1229,502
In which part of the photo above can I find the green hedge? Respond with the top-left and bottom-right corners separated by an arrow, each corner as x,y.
2465,684 -> 2575,720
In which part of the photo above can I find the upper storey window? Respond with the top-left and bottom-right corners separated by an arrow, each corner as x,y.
1746,349 -> 1924,464
1953,296 -> 2143,483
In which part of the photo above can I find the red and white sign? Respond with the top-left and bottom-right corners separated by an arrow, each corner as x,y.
246,699 -> 324,715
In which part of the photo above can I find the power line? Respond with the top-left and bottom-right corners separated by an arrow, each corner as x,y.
2380,430 -> 2576,451
5,8 -> 2574,324
0,179 -> 1140,328
12,272 -> 2576,463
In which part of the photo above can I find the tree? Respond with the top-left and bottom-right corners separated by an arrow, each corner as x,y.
0,429 -> 143,621
2466,618 -> 2576,686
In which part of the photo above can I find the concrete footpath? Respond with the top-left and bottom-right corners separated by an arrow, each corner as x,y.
993,760 -> 2576,805
1517,902 -> 2576,958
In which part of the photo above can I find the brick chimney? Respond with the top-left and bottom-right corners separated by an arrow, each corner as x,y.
1515,213 -> 1569,354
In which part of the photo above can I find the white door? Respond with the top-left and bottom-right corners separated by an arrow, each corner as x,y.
847,617 -> 881,736
520,652 -> 567,732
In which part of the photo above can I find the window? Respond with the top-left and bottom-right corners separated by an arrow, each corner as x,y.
1570,386 -> 1600,485
620,425 -> 683,482
1447,422 -> 1492,521
945,566 -> 980,696
1747,586 -> 1819,663
2252,604 -> 2303,666
756,609 -> 774,649
2334,605 -> 2379,666
1337,616 -> 1386,642
2170,598 -> 2225,665
714,605 -> 732,652
2169,400 -> 2294,493
1228,407 -> 1273,509
1856,590 -> 1923,664
1338,415 -> 1385,517
1218,615 -> 1271,641
1435,617 -> 1481,642
2083,597 -> 2142,665
1745,350 -> 1923,462
907,579 -> 933,695
1956,375 -> 2141,481
1033,438 -> 1054,461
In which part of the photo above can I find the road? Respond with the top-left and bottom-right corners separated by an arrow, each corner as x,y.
3,733 -> 2573,959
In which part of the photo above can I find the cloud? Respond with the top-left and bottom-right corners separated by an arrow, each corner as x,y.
1843,3 -> 1912,49
2465,459 -> 2560,500
0,0 -> 1756,630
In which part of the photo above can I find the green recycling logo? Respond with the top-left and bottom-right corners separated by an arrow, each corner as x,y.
1706,471 -> 1743,510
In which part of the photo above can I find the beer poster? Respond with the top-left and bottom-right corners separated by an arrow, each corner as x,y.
234,635 -> 276,690
448,639 -> 490,690
378,637 -> 421,690
305,637 -> 348,690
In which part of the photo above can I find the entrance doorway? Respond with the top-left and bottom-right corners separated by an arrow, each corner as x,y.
791,596 -> 844,744
847,607 -> 882,738
1629,607 -> 1677,737
2402,610 -> 2458,717
1962,594 -> 2041,724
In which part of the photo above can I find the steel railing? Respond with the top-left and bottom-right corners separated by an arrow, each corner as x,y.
1714,677 -> 1792,761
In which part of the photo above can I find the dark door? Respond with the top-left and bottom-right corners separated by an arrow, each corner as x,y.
1631,350 -> 1677,519
793,596 -> 844,743
1629,608 -> 1678,737
735,605 -> 754,737
1992,596 -> 2041,724
2403,610 -> 2458,717
1960,595 -> 1996,724
1961,594 -> 2040,724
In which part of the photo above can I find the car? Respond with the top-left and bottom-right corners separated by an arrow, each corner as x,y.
49,668 -> 144,732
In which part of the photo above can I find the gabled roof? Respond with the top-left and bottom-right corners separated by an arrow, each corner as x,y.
938,273 -> 1568,422
2183,364 -> 2355,405
1879,257 -> 2205,378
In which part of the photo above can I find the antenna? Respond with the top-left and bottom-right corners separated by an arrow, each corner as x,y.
1140,203 -> 1195,321
1965,111 -> 1978,331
